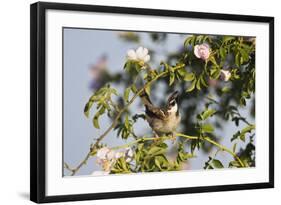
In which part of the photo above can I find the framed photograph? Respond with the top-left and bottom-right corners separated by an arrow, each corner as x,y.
30,2 -> 274,203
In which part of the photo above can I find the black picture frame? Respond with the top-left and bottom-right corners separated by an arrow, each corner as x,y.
30,2 -> 274,203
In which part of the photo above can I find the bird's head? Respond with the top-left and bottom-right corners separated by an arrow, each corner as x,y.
167,91 -> 179,114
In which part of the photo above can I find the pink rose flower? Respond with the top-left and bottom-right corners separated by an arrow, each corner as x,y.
194,43 -> 210,60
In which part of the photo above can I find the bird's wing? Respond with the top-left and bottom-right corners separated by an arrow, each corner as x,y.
139,90 -> 167,120
145,104 -> 166,120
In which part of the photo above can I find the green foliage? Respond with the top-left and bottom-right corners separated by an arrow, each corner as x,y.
115,114 -> 135,139
124,60 -> 143,75
84,84 -> 118,129
198,109 -> 216,121
186,78 -> 196,92
176,143 -> 194,167
201,124 -> 214,133
124,86 -> 132,103
161,62 -> 187,86
135,142 -> 170,172
204,157 -> 224,169
111,157 -> 132,174
231,125 -> 255,142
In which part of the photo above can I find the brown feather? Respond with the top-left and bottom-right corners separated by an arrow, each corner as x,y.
140,90 -> 166,119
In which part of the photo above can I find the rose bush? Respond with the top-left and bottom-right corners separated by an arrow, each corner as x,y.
65,34 -> 256,175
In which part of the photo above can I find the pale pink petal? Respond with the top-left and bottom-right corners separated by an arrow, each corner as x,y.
202,43 -> 210,50
115,151 -> 124,159
136,46 -> 145,59
194,45 -> 201,58
143,54 -> 150,63
194,44 -> 210,60
142,47 -> 148,56
97,147 -> 110,160
106,150 -> 116,160
127,49 -> 137,60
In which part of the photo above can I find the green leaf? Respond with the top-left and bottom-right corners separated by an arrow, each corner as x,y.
231,125 -> 255,142
200,75 -> 208,87
184,36 -> 195,47
93,115 -> 100,129
209,56 -> 218,66
222,86 -> 231,93
169,72 -> 175,86
212,159 -> 224,168
196,35 -> 204,43
178,152 -> 193,161
147,146 -> 166,156
145,85 -> 151,96
232,143 -> 237,152
184,72 -> 195,81
119,157 -> 130,171
200,109 -> 216,120
231,131 -> 241,142
124,114 -> 129,129
223,36 -> 235,44
84,101 -> 93,118
154,158 -> 162,170
186,79 -> 196,92
240,134 -> 246,142
131,84 -> 138,93
240,48 -> 249,62
241,125 -> 255,134
109,87 -> 118,96
219,47 -> 226,59
92,106 -> 106,129
229,160 -> 241,168
123,60 -> 131,70
235,53 -> 240,66
124,87 -> 131,103
124,60 -> 142,74
240,97 -> 246,106
154,155 -> 169,170
196,78 -> 201,90
176,67 -> 186,78
240,125 -> 255,142
201,123 -> 214,133
212,68 -> 221,79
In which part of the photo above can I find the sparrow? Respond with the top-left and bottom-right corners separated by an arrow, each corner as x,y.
140,90 -> 181,138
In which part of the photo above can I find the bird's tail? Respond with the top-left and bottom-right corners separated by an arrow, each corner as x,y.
139,90 -> 152,107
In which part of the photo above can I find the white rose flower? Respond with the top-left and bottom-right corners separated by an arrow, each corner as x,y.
96,147 -> 110,160
97,147 -> 116,161
96,147 -> 117,172
220,70 -> 231,82
127,46 -> 150,63
96,147 -> 134,172
106,149 -> 116,161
